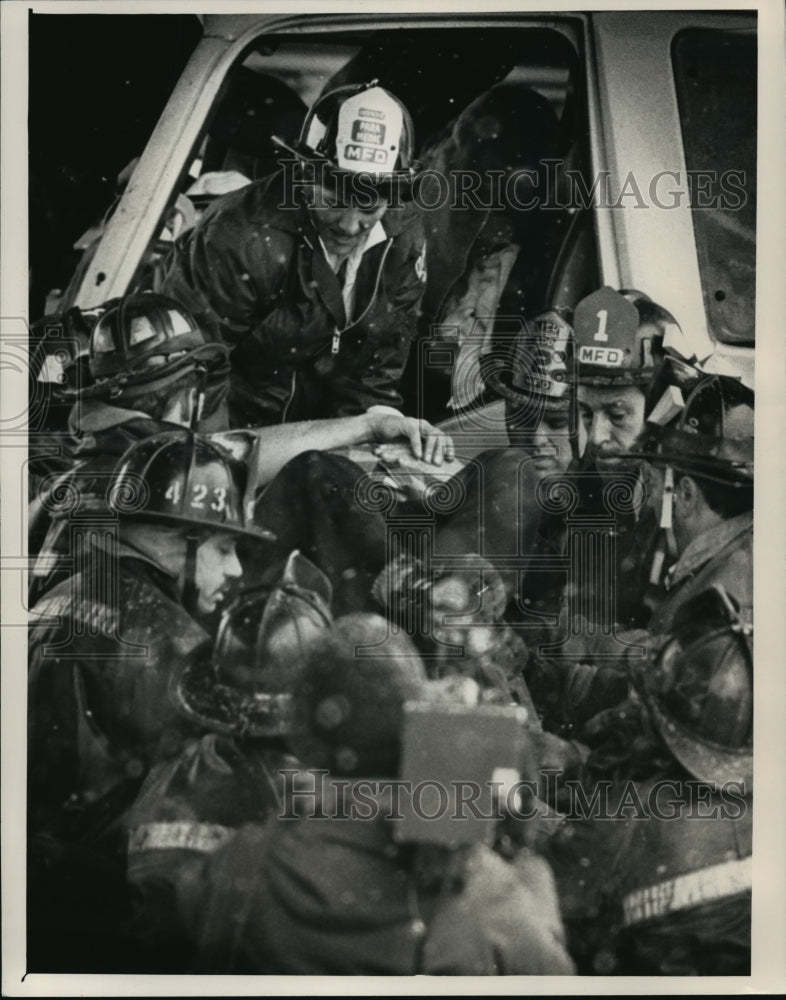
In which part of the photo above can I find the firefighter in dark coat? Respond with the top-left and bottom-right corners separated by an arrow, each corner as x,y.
176,614 -> 576,975
121,549 -> 333,971
545,583 -> 753,975
160,82 -> 429,429
631,370 -> 754,635
29,292 -> 453,606
522,364 -> 754,738
27,429 -> 273,971
28,292 -> 231,586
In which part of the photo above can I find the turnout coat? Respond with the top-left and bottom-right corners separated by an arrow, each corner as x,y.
161,171 -> 428,428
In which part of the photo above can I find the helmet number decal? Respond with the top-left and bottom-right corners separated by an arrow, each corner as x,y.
164,482 -> 181,505
210,487 -> 227,513
594,309 -> 609,342
187,483 -> 227,512
191,484 -> 208,509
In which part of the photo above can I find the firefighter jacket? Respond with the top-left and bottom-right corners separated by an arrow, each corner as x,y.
177,779 -> 576,975
648,510 -> 753,636
28,545 -> 207,845
28,397 -> 226,598
121,732 -> 298,971
160,170 -> 428,428
546,768 -> 752,975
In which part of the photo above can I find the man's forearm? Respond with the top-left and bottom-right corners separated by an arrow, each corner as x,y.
243,413 -> 376,487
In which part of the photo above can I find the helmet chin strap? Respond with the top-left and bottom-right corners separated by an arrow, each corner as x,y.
189,363 -> 208,431
569,397 -> 582,462
181,427 -> 202,615
182,530 -> 201,616
649,464 -> 678,586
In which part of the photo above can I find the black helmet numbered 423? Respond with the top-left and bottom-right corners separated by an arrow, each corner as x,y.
276,81 -> 416,192
108,429 -> 274,539
108,429 -> 275,615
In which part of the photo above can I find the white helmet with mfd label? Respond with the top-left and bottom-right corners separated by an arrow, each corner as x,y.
275,81 -> 416,194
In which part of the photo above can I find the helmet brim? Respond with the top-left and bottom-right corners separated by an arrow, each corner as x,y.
648,697 -> 753,789
170,643 -> 293,738
576,366 -> 655,387
115,509 -> 277,544
628,425 -> 754,485
84,342 -> 230,401
484,365 -> 571,411
275,135 -> 417,196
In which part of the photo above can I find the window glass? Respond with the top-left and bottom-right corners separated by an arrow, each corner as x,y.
672,29 -> 756,346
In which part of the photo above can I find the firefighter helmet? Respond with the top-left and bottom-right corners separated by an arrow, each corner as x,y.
633,372 -> 754,486
573,287 -> 690,387
276,81 -> 416,190
107,430 -> 275,540
88,293 -> 229,396
635,585 -> 753,787
483,309 -> 574,417
109,429 -> 275,616
171,550 -> 333,738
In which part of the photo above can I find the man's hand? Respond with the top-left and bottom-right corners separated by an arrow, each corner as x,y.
365,406 -> 455,465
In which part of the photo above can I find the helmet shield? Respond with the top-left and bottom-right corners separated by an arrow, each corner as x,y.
484,309 -> 574,422
573,287 -> 688,387
278,81 -> 416,200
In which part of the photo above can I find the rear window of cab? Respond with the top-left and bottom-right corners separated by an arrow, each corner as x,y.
672,28 -> 756,346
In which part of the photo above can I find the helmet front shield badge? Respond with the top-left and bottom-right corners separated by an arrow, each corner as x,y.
274,81 -> 417,203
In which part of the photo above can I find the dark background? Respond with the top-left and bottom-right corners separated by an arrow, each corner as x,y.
29,13 -> 202,320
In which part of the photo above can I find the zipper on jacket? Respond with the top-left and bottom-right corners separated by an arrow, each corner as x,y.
330,238 -> 394,356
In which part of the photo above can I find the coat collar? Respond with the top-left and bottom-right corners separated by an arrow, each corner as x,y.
665,510 -> 753,590
301,218 -> 392,332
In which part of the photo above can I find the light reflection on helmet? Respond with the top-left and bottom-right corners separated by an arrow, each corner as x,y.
88,293 -> 229,397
